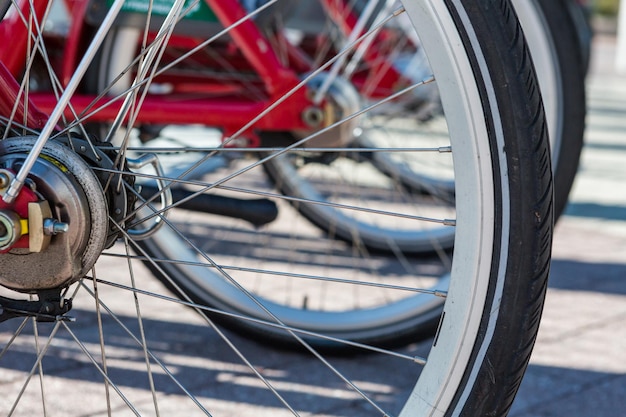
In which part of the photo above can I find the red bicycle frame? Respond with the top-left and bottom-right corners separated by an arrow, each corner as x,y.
0,0 -> 408,143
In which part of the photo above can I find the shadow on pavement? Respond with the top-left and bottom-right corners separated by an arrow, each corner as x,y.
549,258 -> 626,295
0,309 -> 429,416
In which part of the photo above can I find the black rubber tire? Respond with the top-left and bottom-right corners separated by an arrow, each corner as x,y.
442,1 -> 553,414
535,0 -> 587,219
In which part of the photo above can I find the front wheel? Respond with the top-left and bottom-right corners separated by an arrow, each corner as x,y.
130,0 -> 553,412
0,0 -> 551,415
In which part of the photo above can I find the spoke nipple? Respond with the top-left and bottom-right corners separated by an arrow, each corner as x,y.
393,6 -> 405,16
413,356 -> 427,366
443,219 -> 456,227
43,219 -> 69,235
422,75 -> 436,85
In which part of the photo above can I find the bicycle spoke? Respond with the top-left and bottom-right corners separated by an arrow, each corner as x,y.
110,242 -> 304,417
0,318 -> 29,361
113,77 -> 443,223
107,220 -> 427,413
48,0 -> 281,140
60,321 -> 144,416
101,252 -> 447,297
19,0 -> 87,137
31,318 -> 48,417
2,0 -> 131,204
78,279 -> 215,415
87,275 -> 426,364
92,269 -> 114,417
123,244 -> 162,416
6,322 -> 62,417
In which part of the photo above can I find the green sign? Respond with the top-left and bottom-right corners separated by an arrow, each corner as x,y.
110,0 -> 218,22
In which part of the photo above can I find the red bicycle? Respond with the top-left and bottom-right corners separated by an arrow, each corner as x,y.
0,0 -> 552,415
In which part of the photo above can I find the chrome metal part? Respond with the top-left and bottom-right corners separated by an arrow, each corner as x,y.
43,218 -> 70,235
0,137 -> 108,292
126,153 -> 172,240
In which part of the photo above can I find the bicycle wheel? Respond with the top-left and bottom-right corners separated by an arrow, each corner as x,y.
0,0 -> 552,415
518,0 -> 586,219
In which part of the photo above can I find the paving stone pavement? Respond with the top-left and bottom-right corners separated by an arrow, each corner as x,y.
509,34 -> 626,417
1,32 -> 625,417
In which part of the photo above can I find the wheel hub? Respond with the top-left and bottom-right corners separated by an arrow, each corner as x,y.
297,73 -> 362,148
0,137 -> 109,292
